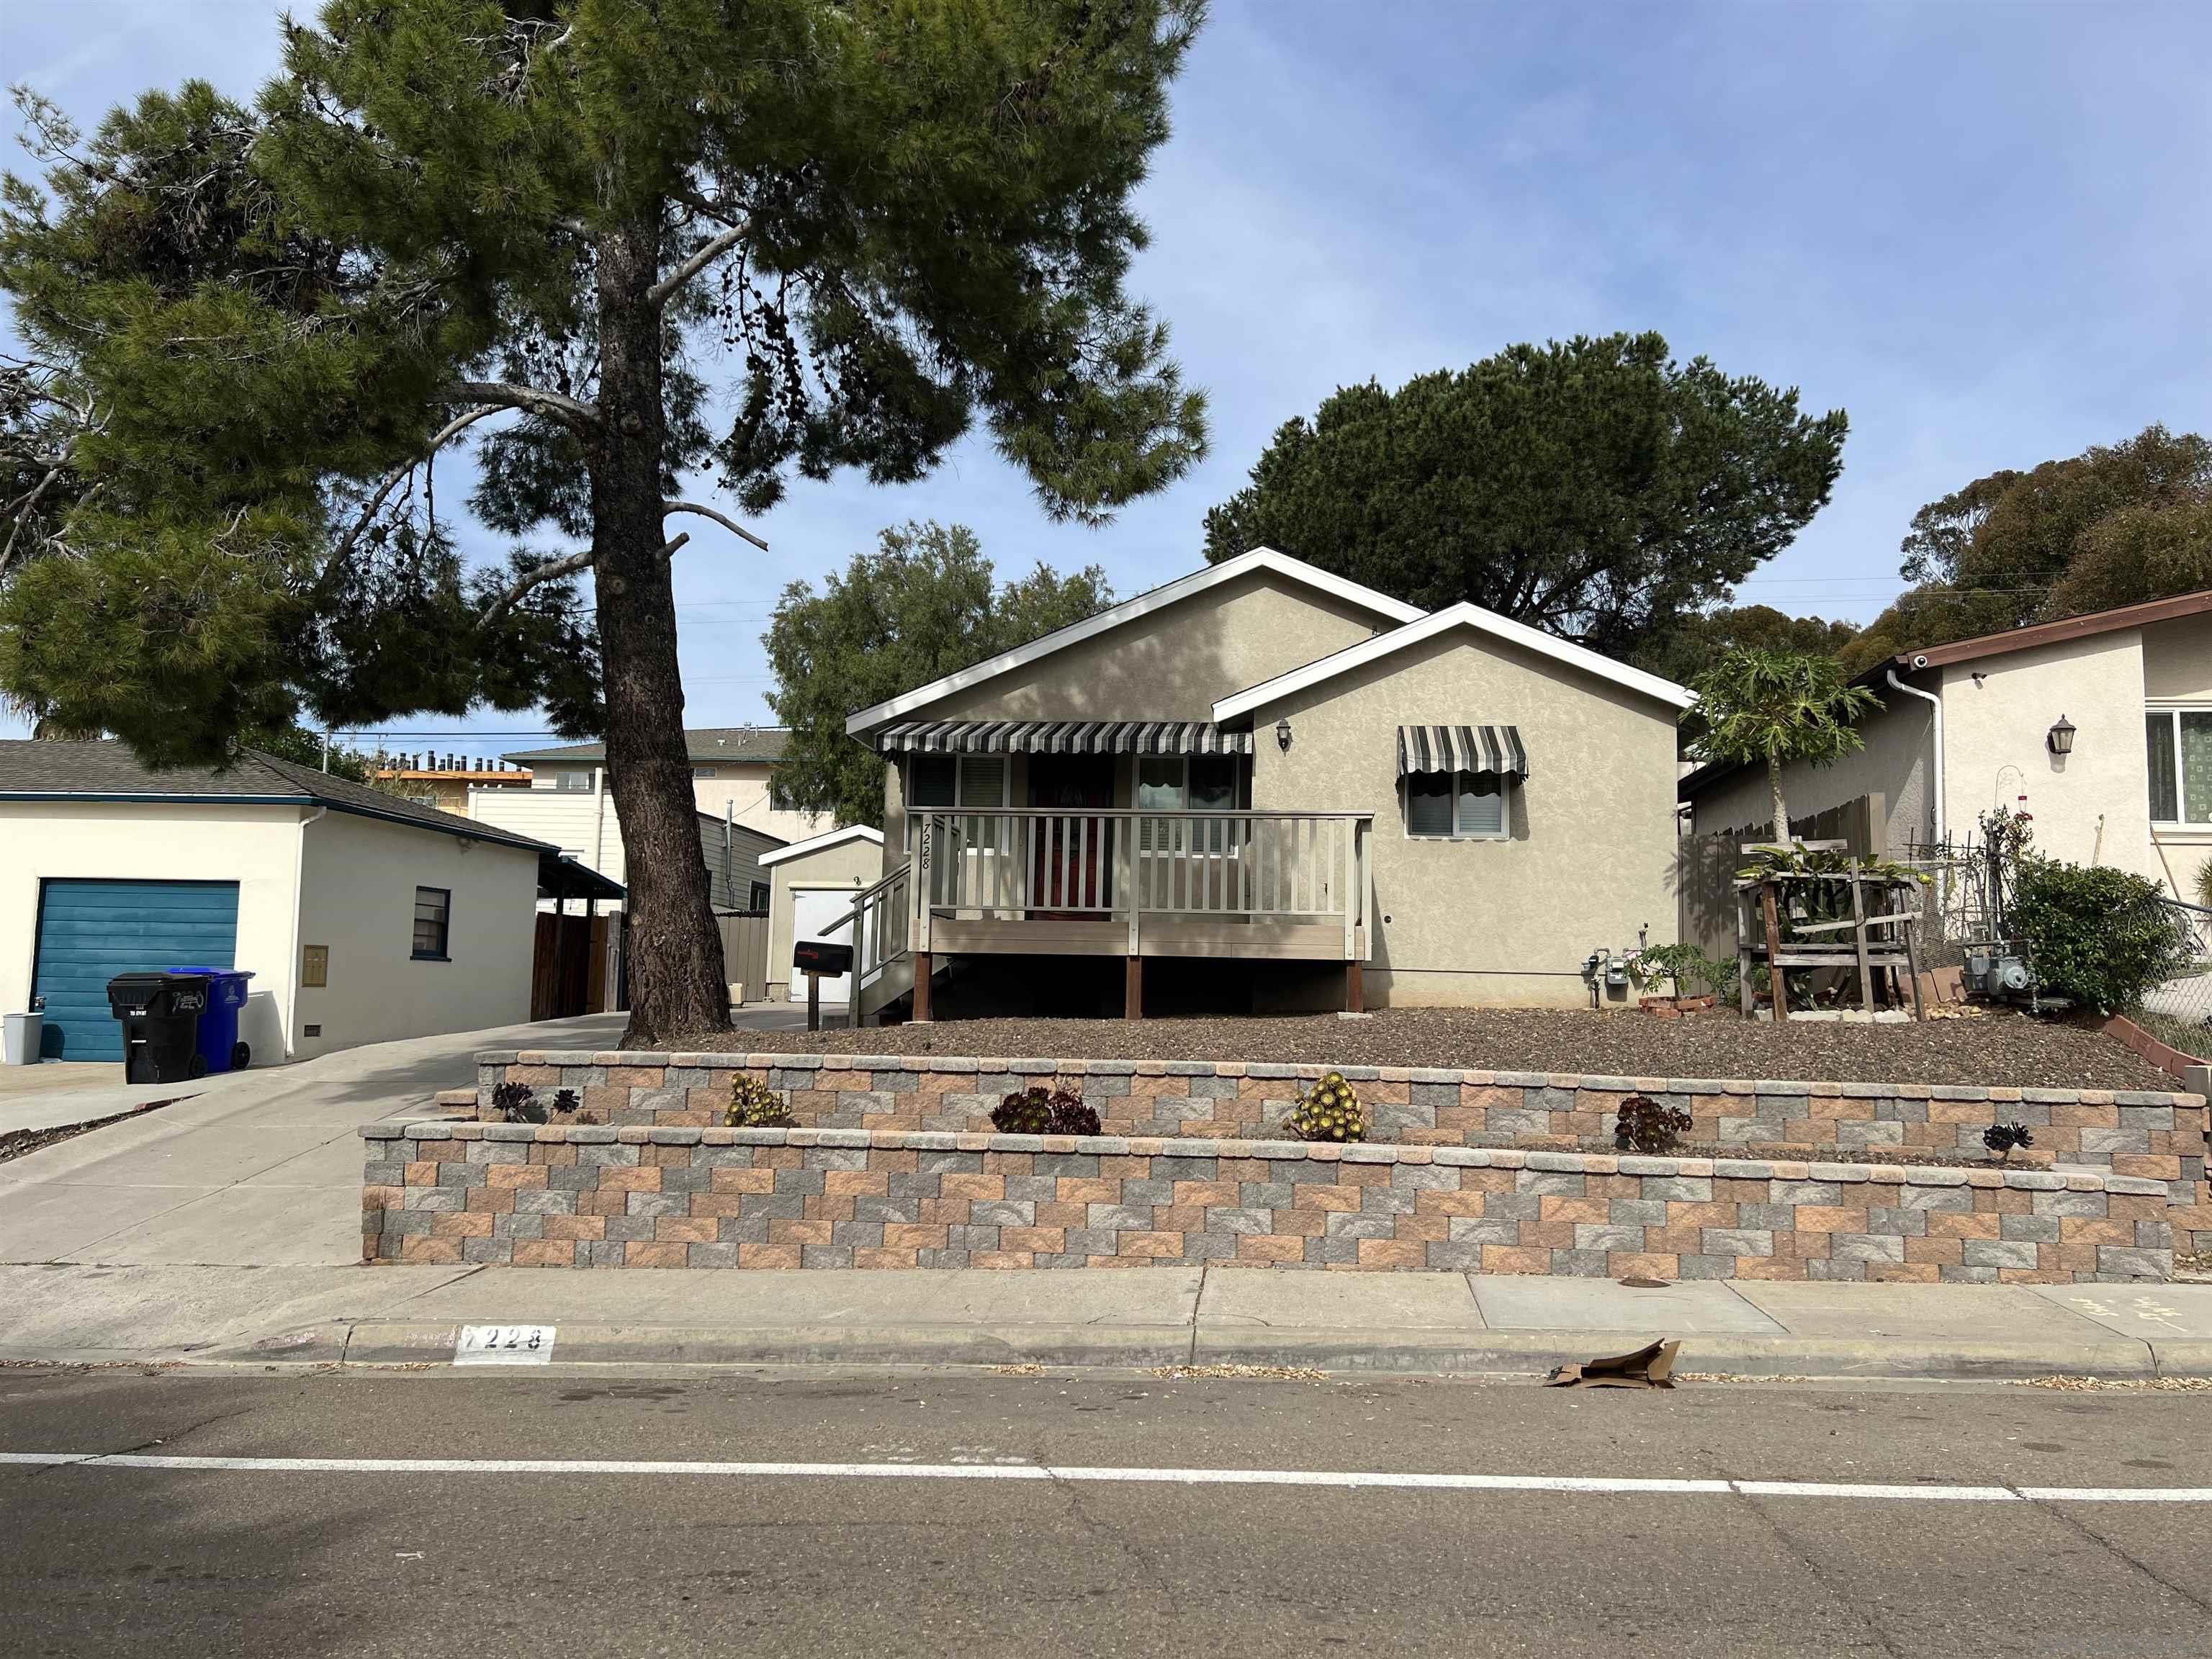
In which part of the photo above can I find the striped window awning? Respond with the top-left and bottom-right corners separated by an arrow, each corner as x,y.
1396,724 -> 1531,779
872,719 -> 1252,757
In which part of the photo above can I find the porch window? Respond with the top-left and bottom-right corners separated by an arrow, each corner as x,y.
1137,755 -> 1239,851
1405,771 -> 1509,840
909,753 -> 1007,809
2146,709 -> 2212,825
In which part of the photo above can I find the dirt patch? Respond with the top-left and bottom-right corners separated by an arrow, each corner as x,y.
673,1007 -> 2180,1091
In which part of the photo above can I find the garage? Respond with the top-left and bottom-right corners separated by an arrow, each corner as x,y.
760,825 -> 885,1003
32,878 -> 240,1061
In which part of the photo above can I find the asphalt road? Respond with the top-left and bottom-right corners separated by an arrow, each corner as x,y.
4,1367 -> 2211,1657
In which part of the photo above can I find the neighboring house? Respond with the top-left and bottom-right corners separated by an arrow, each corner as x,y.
0,741 -> 559,1064
839,547 -> 1691,1018
1678,589 -> 2212,909
502,727 -> 827,845
466,777 -> 783,915
371,754 -> 533,813
760,824 -> 886,1004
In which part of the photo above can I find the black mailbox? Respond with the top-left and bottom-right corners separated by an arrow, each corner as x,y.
793,938 -> 855,976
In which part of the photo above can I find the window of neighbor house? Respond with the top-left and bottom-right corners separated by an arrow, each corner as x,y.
2146,709 -> 2212,825
749,881 -> 770,911
1405,771 -> 1509,840
693,767 -> 718,779
413,887 -> 451,959
554,769 -> 595,793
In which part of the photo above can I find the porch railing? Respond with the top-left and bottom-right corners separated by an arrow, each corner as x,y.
822,860 -> 912,989
907,809 -> 1370,952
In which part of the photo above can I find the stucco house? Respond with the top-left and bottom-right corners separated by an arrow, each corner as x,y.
1678,589 -> 2212,911
837,547 -> 1692,1020
0,741 -> 560,1064
499,727 -> 827,845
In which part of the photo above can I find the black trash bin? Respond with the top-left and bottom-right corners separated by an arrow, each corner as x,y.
106,971 -> 211,1084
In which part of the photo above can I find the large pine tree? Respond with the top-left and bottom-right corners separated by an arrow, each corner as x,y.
0,1 -> 1208,1044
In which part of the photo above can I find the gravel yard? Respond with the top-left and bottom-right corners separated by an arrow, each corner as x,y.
677,1006 -> 2183,1091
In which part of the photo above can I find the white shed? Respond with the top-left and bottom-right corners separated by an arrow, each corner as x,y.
760,824 -> 886,1003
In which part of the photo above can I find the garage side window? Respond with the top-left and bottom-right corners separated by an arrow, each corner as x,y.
413,886 -> 451,961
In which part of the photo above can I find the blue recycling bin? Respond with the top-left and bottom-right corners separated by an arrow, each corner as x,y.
168,966 -> 255,1074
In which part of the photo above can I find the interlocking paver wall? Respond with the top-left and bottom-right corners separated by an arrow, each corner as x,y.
363,1121 -> 2176,1282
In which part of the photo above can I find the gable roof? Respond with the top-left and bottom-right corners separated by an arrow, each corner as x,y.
0,740 -> 553,853
758,823 -> 884,867
1852,586 -> 2212,683
843,548 -> 1426,735
505,727 -> 793,766
1211,601 -> 1696,721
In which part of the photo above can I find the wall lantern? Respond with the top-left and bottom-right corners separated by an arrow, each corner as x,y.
2046,714 -> 2077,757
1276,719 -> 1292,753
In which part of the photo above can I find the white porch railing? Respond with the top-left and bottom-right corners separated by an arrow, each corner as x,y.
823,860 -> 912,990
905,809 -> 1370,957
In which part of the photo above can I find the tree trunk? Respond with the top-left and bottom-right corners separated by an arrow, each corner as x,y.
1767,749 -> 1791,846
590,214 -> 731,1046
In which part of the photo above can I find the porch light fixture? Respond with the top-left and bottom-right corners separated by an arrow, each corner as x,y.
2046,714 -> 2077,757
1276,719 -> 1292,753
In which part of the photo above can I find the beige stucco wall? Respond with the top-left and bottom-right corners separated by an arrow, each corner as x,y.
1,801 -> 305,1063
1686,692 -> 1935,854
919,568 -> 1388,721
1241,628 -> 1681,1007
1939,629 -> 2157,881
292,809 -> 537,1061
766,837 -> 887,1000
688,764 -> 827,845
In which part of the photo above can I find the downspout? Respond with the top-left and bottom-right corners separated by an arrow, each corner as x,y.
1887,668 -> 1944,848
285,804 -> 329,1061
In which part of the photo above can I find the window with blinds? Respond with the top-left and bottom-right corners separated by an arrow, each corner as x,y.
412,886 -> 451,960
1405,771 -> 1509,840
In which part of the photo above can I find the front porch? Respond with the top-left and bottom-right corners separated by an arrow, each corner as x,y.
842,808 -> 1372,1020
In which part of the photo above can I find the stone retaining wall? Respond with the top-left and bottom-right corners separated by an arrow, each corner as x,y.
363,1120 -> 2176,1282
475,1051 -> 2208,1202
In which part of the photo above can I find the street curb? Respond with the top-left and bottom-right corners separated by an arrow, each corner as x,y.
338,1321 -> 1197,1370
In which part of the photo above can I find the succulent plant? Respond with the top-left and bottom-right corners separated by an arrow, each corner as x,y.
1046,1094 -> 1100,1136
727,1074 -> 796,1128
492,1080 -> 546,1125
1287,1071 -> 1365,1143
1614,1094 -> 1692,1155
1984,1121 -> 2035,1159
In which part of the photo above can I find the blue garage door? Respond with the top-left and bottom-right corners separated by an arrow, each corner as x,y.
32,879 -> 240,1061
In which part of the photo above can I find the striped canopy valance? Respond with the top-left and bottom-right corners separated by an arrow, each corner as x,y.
1396,724 -> 1530,780
873,719 -> 1253,757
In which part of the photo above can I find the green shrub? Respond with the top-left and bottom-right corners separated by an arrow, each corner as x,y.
1286,1072 -> 1365,1143
727,1074 -> 796,1128
2010,858 -> 2195,1013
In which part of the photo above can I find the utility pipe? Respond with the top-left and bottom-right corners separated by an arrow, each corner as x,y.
1887,668 -> 1945,848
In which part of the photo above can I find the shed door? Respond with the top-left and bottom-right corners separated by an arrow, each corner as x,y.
788,889 -> 855,1004
31,878 -> 240,1061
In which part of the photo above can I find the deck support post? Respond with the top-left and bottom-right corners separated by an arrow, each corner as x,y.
912,951 -> 932,1023
1345,960 -> 1363,1015
1760,881 -> 1787,1024
1124,955 -> 1143,1021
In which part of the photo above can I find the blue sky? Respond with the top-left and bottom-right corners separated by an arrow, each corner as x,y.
6,0 -> 2211,753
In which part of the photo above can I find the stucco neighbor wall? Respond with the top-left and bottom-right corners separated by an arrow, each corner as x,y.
292,809 -> 536,1061
918,568 -> 1389,721
1686,693 -> 1936,853
766,838 -> 887,1001
1940,629 -> 2157,881
1241,628 -> 1681,1007
0,801 -> 305,1061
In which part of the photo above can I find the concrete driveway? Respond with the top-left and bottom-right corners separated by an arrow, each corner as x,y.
0,1003 -> 810,1269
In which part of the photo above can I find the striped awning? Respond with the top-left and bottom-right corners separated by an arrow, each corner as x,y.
1397,724 -> 1530,779
873,720 -> 1252,757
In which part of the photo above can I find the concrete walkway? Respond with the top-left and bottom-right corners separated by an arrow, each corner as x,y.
5,1260 -> 2211,1380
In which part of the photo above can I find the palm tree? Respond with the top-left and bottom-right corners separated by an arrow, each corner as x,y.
1691,649 -> 1881,841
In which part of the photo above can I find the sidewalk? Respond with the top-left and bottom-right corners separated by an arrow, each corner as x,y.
5,1262 -> 2210,1380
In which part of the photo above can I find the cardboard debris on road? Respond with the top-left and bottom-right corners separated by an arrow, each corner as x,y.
1543,1338 -> 1680,1390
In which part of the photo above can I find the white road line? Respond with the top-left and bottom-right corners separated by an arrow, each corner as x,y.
3,1451 -> 2208,1501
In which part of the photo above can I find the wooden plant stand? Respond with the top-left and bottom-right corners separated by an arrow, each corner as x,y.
1736,868 -> 1925,1023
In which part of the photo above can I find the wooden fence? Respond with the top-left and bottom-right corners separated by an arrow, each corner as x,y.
1675,793 -> 1887,964
716,910 -> 770,1000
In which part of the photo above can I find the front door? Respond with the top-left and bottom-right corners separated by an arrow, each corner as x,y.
1028,755 -> 1115,915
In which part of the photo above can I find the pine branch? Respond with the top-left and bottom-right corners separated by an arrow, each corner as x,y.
328,404 -> 502,567
446,380 -> 598,433
645,227 -> 747,311
663,498 -> 768,551
477,548 -> 593,631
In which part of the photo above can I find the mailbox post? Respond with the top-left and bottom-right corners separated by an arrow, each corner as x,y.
792,938 -> 855,1033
